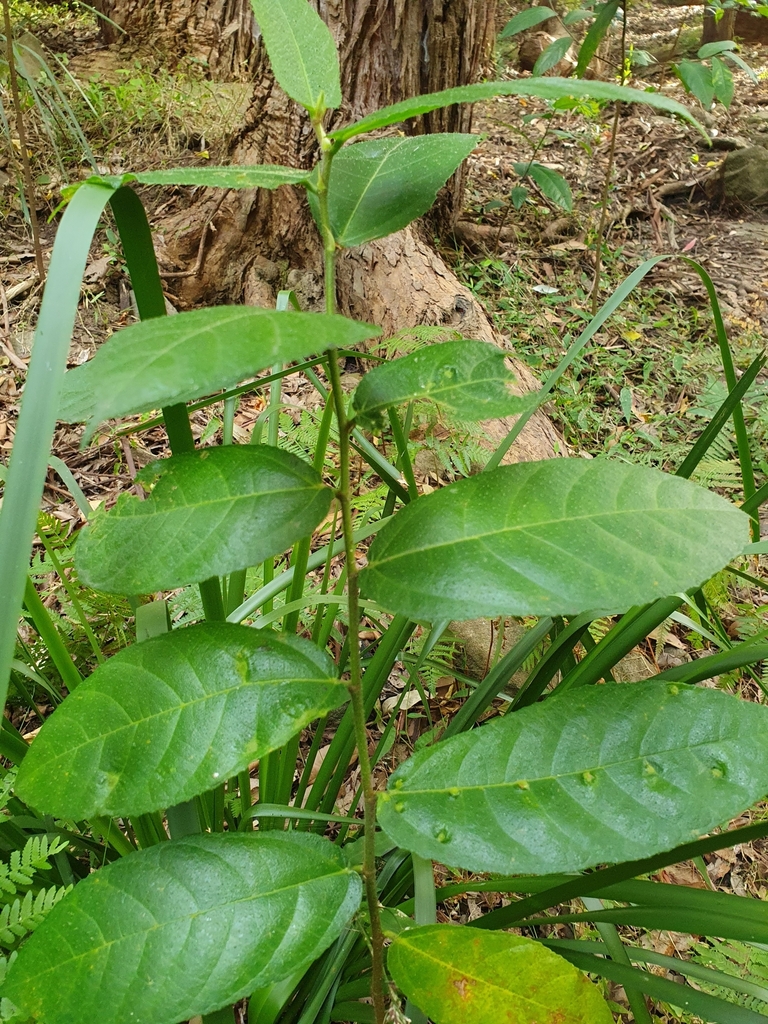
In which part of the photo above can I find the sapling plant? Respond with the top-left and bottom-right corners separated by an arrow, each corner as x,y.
4,2 -> 768,1023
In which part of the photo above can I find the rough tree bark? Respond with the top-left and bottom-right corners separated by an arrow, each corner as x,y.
703,6 -> 768,44
93,0 -> 256,76
97,0 -> 560,461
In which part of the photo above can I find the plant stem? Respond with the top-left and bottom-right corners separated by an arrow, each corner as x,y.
1,0 -> 45,282
590,2 -> 629,315
313,119 -> 386,1024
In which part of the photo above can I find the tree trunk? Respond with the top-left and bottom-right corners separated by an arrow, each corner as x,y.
106,0 -> 561,462
94,0 -> 256,77
702,6 -> 768,44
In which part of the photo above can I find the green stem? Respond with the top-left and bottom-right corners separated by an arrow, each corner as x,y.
23,577 -> 82,692
313,117 -> 386,1024
582,896 -> 653,1024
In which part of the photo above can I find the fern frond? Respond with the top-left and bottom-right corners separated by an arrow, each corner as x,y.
0,885 -> 71,948
0,770 -> 17,815
375,325 -> 462,360
0,835 -> 68,902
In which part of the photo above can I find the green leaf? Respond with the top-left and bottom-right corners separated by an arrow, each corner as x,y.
575,0 -> 619,78
676,60 -> 715,108
0,180 -> 120,719
711,55 -> 734,108
350,341 -> 531,429
58,307 -> 380,437
389,925 -> 613,1024
563,10 -> 594,26
722,50 -> 759,84
250,0 -> 341,112
4,832 -> 361,1024
513,162 -> 572,211
329,80 -> 706,144
510,184 -> 529,209
133,166 -> 311,188
16,623 -> 346,819
75,445 -> 332,594
545,878 -> 768,945
698,40 -> 737,58
318,135 -> 479,248
377,681 -> 768,874
499,7 -> 557,38
533,36 -> 573,76
360,460 -> 749,622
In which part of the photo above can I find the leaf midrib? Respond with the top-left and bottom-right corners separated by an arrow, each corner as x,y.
272,3 -> 318,109
361,371 -> 518,414
369,503 -> 722,568
401,940 -> 563,1013
392,732 -> 741,797
25,864 -> 353,979
27,673 -> 342,768
100,479 -> 325,522
335,139 -> 410,241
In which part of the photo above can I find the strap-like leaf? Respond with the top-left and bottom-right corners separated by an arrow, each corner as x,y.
133,166 -> 310,188
552,946 -> 768,1024
351,341 -> 530,428
75,446 -> 332,594
16,623 -> 346,819
4,832 -> 362,1024
539,878 -> 768,945
377,681 -> 768,874
318,135 -> 479,248
330,80 -> 705,144
58,307 -> 380,439
389,925 -> 613,1024
360,460 -> 749,621
575,0 -> 619,78
251,0 -> 341,112
0,180 -> 120,713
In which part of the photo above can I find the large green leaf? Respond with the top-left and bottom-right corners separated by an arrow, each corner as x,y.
58,307 -> 379,438
499,7 -> 557,38
251,0 -> 341,112
317,135 -> 479,248
389,925 -> 613,1024
676,59 -> 715,107
329,80 -> 705,144
76,445 -> 332,594
16,623 -> 345,819
360,460 -> 749,621
351,341 -> 531,429
133,166 -> 310,188
4,832 -> 362,1024
377,681 -> 768,874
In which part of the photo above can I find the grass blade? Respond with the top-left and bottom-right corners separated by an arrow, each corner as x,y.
0,180 -> 118,710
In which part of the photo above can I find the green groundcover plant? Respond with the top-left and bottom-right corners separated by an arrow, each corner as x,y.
2,2 -> 768,1022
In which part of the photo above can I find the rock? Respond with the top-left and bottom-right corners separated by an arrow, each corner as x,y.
450,618 -> 527,691
721,147 -> 768,207
612,648 -> 655,683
